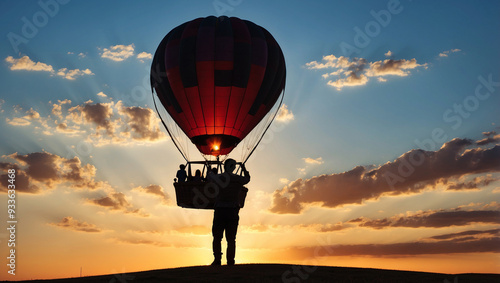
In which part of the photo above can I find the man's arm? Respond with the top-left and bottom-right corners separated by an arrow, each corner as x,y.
241,164 -> 250,184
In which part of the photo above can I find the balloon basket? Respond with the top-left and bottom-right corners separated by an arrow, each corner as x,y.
174,182 -> 248,209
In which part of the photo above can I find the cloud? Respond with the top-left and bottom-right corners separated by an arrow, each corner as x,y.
477,131 -> 500,146
100,44 -> 135,61
306,53 -> 427,91
384,50 -> 393,57
118,104 -> 163,142
366,58 -> 425,77
133,184 -> 170,204
56,122 -> 83,135
7,100 -> 167,146
56,68 -> 94,80
80,101 -> 115,135
430,228 -> 500,240
136,52 -> 152,63
327,72 -> 369,91
299,223 -> 348,232
290,233 -> 499,258
96,92 -> 107,98
239,223 -> 348,233
0,151 -> 105,194
90,192 -> 127,209
279,178 -> 290,184
5,55 -> 93,80
275,104 -> 294,123
50,216 -> 101,233
446,175 -> 497,191
5,55 -> 54,72
6,117 -> 31,126
303,157 -> 324,165
89,191 -> 148,216
290,203 -> 500,232
439,48 -> 462,57
51,99 -> 71,119
270,136 -> 500,214
297,157 -> 324,175
358,209 -> 500,229
111,237 -> 200,248
113,238 -> 170,247
240,206 -> 500,234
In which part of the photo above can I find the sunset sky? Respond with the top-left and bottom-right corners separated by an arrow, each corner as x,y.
1,0 -> 499,280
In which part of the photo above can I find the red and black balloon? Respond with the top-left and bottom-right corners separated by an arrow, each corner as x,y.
151,16 -> 286,156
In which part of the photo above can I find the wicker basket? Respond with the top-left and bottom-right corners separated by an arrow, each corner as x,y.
174,181 -> 248,209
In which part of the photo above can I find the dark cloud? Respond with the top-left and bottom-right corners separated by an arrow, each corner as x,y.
14,152 -> 59,182
270,138 -> 500,214
0,152 -> 102,193
430,229 -> 500,240
0,163 -> 37,193
477,131 -> 500,146
294,204 -> 500,232
359,210 -> 500,229
368,59 -> 423,77
446,175 -> 497,191
292,237 -> 499,258
133,184 -> 170,204
289,228 -> 499,258
90,192 -> 148,216
91,192 -> 129,209
80,102 -> 114,135
50,216 -> 101,233
301,223 -> 348,232
239,223 -> 350,234
119,106 -> 163,141
7,100 -> 166,145
483,131 -> 496,137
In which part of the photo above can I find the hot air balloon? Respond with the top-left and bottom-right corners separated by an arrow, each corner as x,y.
151,16 -> 286,209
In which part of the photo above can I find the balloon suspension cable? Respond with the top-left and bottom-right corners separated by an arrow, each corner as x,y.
242,87 -> 285,165
152,90 -> 189,162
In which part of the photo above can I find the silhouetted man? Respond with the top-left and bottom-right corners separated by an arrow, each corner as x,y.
210,158 -> 250,266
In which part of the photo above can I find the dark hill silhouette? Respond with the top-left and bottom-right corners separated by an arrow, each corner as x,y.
4,264 -> 499,283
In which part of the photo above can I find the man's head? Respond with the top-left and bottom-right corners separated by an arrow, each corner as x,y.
224,158 -> 237,173
179,164 -> 185,170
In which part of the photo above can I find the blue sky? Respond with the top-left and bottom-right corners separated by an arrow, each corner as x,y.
0,0 -> 499,279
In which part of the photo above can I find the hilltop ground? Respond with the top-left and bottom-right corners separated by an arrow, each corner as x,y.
3,264 -> 499,283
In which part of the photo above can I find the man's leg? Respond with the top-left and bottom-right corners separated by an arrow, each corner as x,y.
225,215 -> 239,265
211,210 -> 224,265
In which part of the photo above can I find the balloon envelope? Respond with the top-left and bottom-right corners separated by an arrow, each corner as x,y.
151,16 -> 286,157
